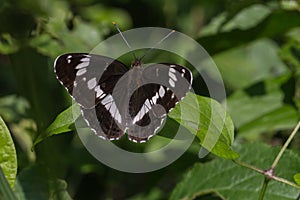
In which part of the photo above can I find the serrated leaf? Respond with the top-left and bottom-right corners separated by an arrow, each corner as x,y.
294,173 -> 300,186
169,93 -> 238,159
170,143 -> 300,200
33,104 -> 80,146
0,116 -> 17,189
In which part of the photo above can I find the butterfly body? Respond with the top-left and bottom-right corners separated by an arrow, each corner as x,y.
54,53 -> 192,142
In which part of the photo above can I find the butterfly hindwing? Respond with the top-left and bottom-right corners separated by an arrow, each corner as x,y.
126,63 -> 192,142
81,103 -> 125,140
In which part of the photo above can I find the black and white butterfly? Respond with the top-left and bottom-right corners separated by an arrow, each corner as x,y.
54,53 -> 192,142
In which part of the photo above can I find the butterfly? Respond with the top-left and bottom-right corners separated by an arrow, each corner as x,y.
54,24 -> 192,143
54,53 -> 192,142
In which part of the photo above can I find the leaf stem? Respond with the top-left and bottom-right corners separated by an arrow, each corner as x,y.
258,178 -> 270,200
271,120 -> 300,169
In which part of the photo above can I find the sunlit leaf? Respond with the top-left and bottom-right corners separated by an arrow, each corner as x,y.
0,166 -> 16,200
169,93 -> 238,159
294,173 -> 300,186
0,116 -> 17,189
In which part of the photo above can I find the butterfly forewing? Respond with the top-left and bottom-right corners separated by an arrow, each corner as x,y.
54,53 -> 128,108
54,53 -> 129,140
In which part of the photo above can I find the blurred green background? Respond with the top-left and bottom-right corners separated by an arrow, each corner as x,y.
0,0 -> 300,199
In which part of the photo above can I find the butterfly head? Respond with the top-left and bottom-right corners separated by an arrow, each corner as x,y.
131,58 -> 142,69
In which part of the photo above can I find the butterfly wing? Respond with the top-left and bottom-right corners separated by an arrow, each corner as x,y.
127,63 -> 192,142
54,53 -> 128,140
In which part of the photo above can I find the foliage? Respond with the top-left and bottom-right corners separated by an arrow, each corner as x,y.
171,143 -> 300,200
0,0 -> 299,199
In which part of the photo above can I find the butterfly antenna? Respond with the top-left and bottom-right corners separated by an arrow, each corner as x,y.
140,29 -> 175,60
112,22 -> 137,59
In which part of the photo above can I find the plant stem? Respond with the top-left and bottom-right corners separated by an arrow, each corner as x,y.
272,174 -> 300,189
271,120 -> 300,169
233,160 -> 264,174
234,158 -> 300,189
258,178 -> 270,200
233,121 -> 300,200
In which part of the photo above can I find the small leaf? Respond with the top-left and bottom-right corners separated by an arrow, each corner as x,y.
169,93 -> 238,159
16,165 -> 72,200
293,173 -> 300,186
170,143 -> 300,200
0,34 -> 19,54
33,104 -> 81,146
0,116 -> 17,189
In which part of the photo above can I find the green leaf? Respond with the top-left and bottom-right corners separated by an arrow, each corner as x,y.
0,116 -> 17,189
238,105 -> 298,138
227,73 -> 291,127
16,165 -> 72,200
211,39 -> 288,89
198,10 -> 300,55
36,93 -> 238,159
33,104 -> 80,146
0,34 -> 19,54
29,1 -> 105,58
169,93 -> 238,159
128,188 -> 164,200
0,166 -> 17,200
280,37 -> 300,112
294,173 -> 300,185
0,95 -> 30,122
223,3 -> 271,31
170,143 -> 300,200
79,4 -> 132,30
201,4 -> 271,36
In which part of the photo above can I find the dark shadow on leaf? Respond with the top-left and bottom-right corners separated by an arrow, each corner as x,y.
244,81 -> 266,96
280,76 -> 296,106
